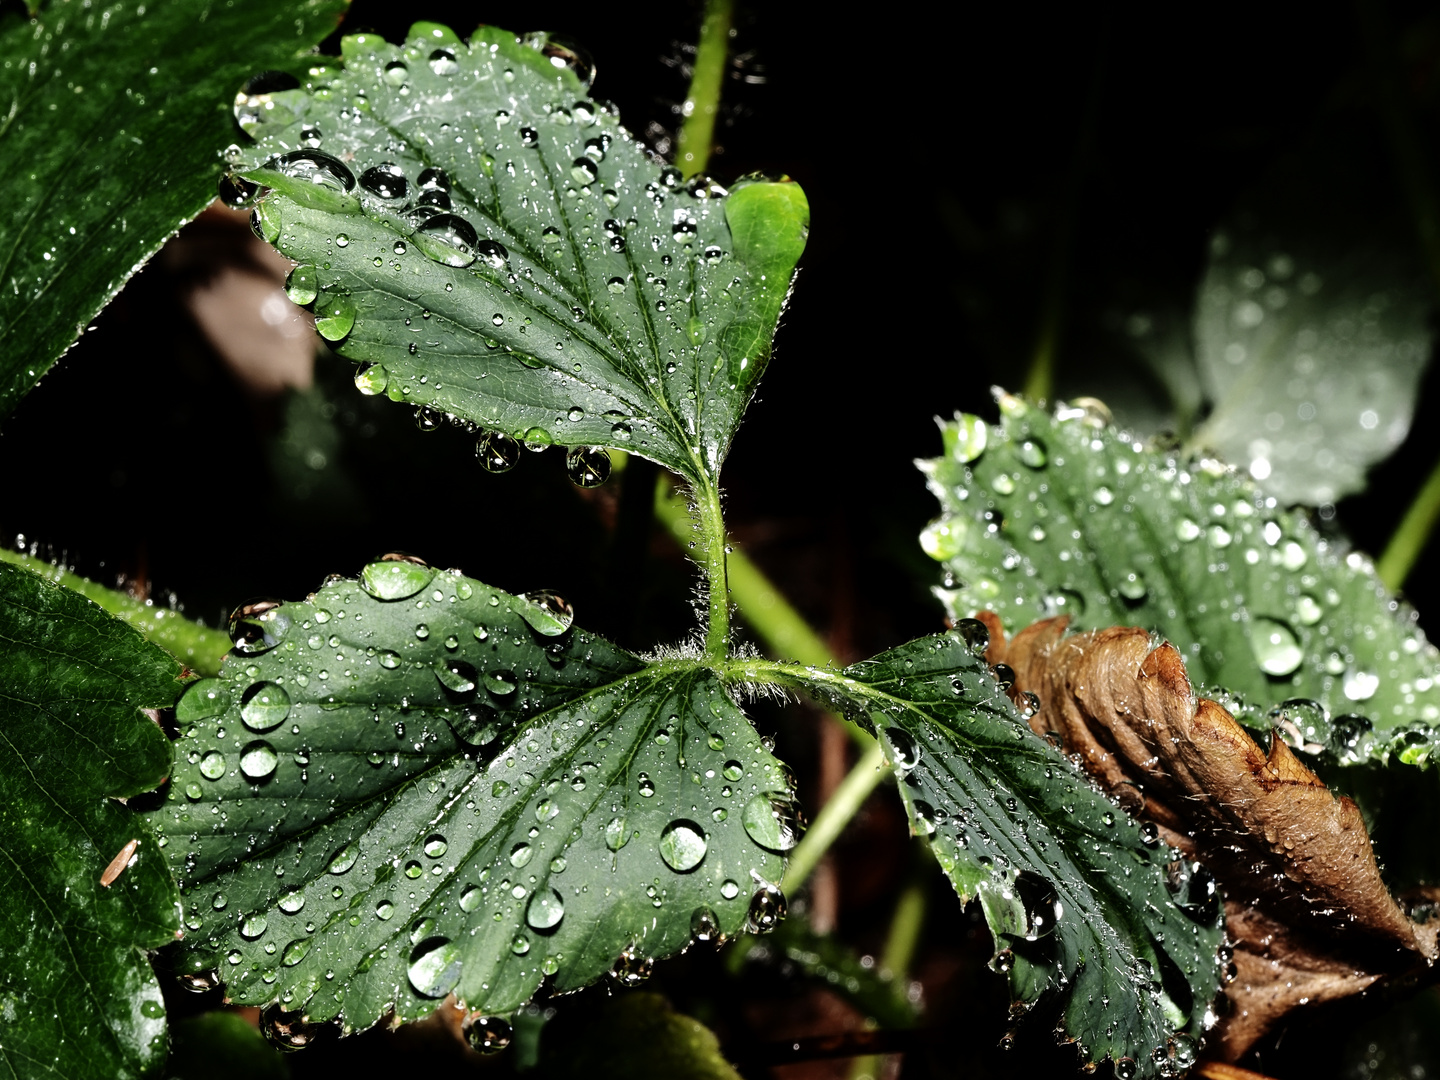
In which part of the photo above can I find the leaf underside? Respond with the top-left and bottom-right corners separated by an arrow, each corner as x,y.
921,395 -> 1440,766
231,23 -> 809,487
802,629 -> 1225,1077
0,562 -> 181,1080
0,0 -> 346,417
147,562 -> 788,1029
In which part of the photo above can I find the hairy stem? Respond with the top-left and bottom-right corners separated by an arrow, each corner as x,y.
693,477 -> 732,659
0,548 -> 229,674
674,0 -> 733,178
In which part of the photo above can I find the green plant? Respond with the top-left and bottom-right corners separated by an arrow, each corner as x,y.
5,3 -> 1440,1080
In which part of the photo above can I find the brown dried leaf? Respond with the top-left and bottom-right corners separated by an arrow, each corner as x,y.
976,613 -> 1438,1061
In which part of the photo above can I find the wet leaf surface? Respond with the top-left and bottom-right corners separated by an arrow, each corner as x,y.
981,613 -> 1439,1060
0,0 -> 346,416
0,562 -> 182,1080
777,628 -> 1226,1078
228,22 -> 808,488
921,394 -> 1440,765
146,560 -> 786,1030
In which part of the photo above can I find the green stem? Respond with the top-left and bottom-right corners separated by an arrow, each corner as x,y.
674,0 -> 733,178
1378,452 -> 1440,590
693,478 -> 732,659
0,549 -> 230,674
781,741 -> 889,893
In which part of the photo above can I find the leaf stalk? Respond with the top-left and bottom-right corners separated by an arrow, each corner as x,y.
675,0 -> 734,179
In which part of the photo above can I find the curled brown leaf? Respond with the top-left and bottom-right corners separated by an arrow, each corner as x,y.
974,612 -> 1437,1061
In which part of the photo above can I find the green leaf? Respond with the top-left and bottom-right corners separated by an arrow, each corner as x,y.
921,394 -> 1440,765
146,560 -> 787,1029
228,23 -> 809,487
0,561 -> 182,1080
0,0 -> 347,418
539,991 -> 742,1080
778,631 -> 1225,1076
1191,224 -> 1431,505
0,548 -> 230,674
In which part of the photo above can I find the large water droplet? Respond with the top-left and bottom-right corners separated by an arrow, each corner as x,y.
1018,439 -> 1047,468
518,590 -> 574,635
281,938 -> 312,966
690,905 -> 721,944
1116,571 -> 1147,602
314,292 -> 356,341
1250,617 -> 1303,677
885,728 -> 920,771
523,32 -> 596,88
361,554 -> 435,600
659,819 -> 708,871
358,162 -> 408,201
526,888 -> 566,930
273,149 -> 356,192
199,750 -> 227,780
354,362 -> 388,396
284,264 -> 318,306
434,659 -> 478,695
605,816 -> 629,851
746,882 -> 786,932
240,912 -> 269,939
477,430 -> 522,473
1012,870 -> 1062,940
259,1005 -> 328,1052
408,938 -> 463,998
466,1015 -> 513,1054
240,682 -> 291,731
1270,698 -> 1330,754
428,47 -> 460,75
278,890 -> 305,914
484,670 -> 518,696
413,213 -> 480,268
956,618 -> 990,657
565,446 -> 611,488
240,741 -> 278,780
229,599 -> 288,654
742,793 -> 804,852
1344,669 -> 1380,702
327,844 -> 359,875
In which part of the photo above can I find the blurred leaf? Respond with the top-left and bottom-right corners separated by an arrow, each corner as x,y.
0,0 -> 347,417
165,1012 -> 290,1080
539,992 -> 742,1080
770,629 -> 1225,1077
1191,142 -> 1432,504
147,560 -> 786,1029
0,562 -> 182,1080
921,395 -> 1440,765
229,23 -> 808,488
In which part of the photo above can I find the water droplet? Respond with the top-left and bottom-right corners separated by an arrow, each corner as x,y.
361,554 -> 435,600
605,816 -> 629,851
259,1005 -> 329,1052
1176,518 -> 1201,542
466,1015 -> 513,1054
484,670 -> 518,695
375,900 -> 394,920
383,60 -> 409,86
413,214 -> 481,268
327,844 -> 359,875
720,879 -> 740,900
281,938 -> 312,967
314,292 -> 356,341
885,728 -> 921,771
434,659 -> 478,695
1295,594 -> 1323,626
1249,617 -> 1303,677
408,938 -> 463,997
273,148 -> 356,193
240,913 -> 269,939
354,362 -> 388,396
1117,571 -> 1147,602
229,598 -> 288,654
1165,857 -> 1219,921
607,277 -> 626,294
637,774 -> 656,797
240,741 -> 278,780
1270,699 -> 1330,754
511,934 -> 531,955
526,888 -> 566,929
284,264 -> 318,306
1012,871 -> 1062,940
428,47 -> 460,75
476,430 -> 522,473
177,678 -> 230,724
422,834 -> 448,859
240,682 -> 291,731
571,158 -> 598,184
218,172 -> 259,209
358,162 -> 408,201
199,750 -> 227,780
722,760 -> 743,781
956,618 -> 990,657
659,819 -> 708,871
742,793 -> 804,852
690,905 -> 721,944
565,446 -> 612,488
1018,439 -> 1047,468
1116,1058 -> 1138,1080
746,882 -> 786,933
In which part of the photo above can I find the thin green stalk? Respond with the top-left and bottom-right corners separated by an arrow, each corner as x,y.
692,478 -> 732,659
1378,452 -> 1440,590
0,548 -> 230,674
674,0 -> 733,178
782,741 -> 889,893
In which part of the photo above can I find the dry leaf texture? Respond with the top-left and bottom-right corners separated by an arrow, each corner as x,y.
975,613 -> 1437,1060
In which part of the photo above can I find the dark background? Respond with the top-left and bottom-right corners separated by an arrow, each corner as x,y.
7,1 -> 1440,1075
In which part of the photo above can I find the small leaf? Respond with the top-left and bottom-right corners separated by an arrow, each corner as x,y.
984,614 -> 1439,1061
0,0 -> 347,417
227,23 -> 808,487
147,562 -> 786,1029
921,394 -> 1440,765
787,629 -> 1225,1076
0,562 -> 182,1080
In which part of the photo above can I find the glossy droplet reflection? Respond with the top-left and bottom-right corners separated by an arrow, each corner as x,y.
477,430 -> 522,473
565,445 -> 611,488
240,741 -> 278,780
240,681 -> 291,731
519,590 -> 574,635
525,889 -> 565,930
407,938 -> 463,998
1250,616 -> 1303,677
741,793 -> 804,852
659,819 -> 708,871
466,1015 -> 513,1054
746,881 -> 786,932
